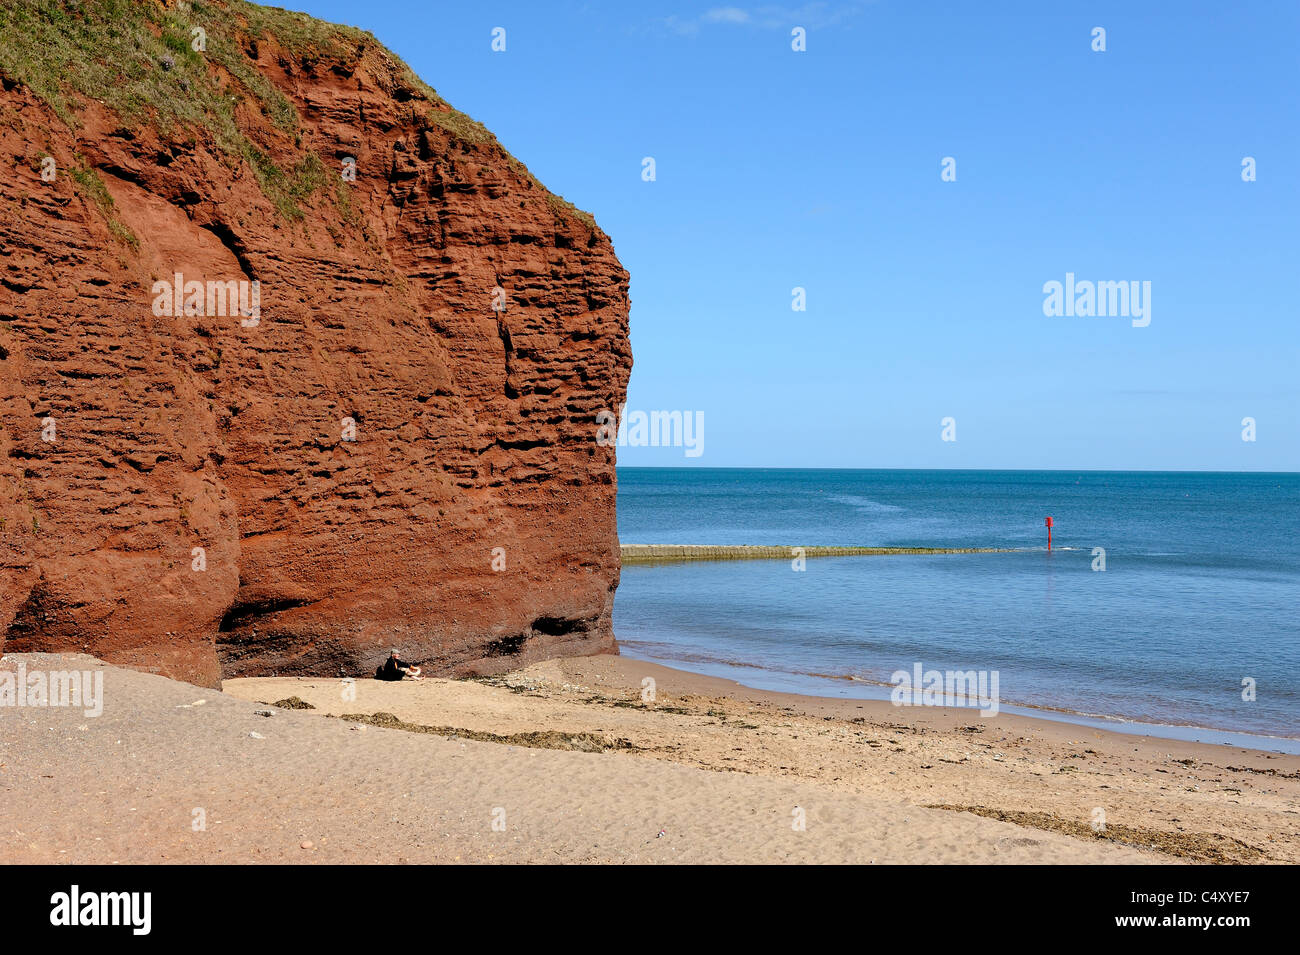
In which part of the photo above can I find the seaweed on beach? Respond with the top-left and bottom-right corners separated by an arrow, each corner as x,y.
605,697 -> 696,715
1224,764 -> 1300,779
270,697 -> 316,710
337,711 -> 640,754
465,676 -> 546,696
924,804 -> 1268,864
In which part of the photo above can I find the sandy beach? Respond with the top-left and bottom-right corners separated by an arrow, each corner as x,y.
2,651 -> 1295,864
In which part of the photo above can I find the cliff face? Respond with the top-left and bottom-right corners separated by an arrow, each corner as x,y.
0,1 -> 631,686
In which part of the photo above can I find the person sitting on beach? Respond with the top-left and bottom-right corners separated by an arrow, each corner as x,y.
377,649 -> 422,682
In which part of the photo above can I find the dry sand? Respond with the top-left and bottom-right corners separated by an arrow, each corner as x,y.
3,652 -> 1296,864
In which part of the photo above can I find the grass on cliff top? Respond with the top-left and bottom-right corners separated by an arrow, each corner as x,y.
0,0 -> 589,226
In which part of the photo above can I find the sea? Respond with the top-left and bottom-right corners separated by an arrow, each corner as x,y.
613,468 -> 1300,752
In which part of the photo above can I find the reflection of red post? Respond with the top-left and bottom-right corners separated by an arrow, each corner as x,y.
1045,516 -> 1054,551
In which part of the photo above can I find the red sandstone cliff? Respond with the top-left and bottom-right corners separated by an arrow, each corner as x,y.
0,1 -> 631,686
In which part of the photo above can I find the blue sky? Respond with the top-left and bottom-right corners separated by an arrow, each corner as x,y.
288,1 -> 1298,470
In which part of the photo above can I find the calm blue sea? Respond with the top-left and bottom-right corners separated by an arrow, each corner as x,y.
614,468 -> 1300,749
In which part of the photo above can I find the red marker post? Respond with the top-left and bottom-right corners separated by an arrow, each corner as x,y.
1044,515 -> 1054,551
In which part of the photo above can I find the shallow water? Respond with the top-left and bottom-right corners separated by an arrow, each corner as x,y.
614,468 -> 1300,747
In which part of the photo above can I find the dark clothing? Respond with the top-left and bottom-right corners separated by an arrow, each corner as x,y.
378,657 -> 411,681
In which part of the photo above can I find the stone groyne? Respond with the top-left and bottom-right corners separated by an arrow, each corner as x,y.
620,544 -> 1011,564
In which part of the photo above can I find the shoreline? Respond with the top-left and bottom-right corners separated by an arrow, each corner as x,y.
616,647 -> 1300,754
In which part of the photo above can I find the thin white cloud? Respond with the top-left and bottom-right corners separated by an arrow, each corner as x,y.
704,7 -> 752,24
656,2 -> 870,37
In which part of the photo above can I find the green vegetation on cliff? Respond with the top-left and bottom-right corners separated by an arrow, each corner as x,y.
0,0 -> 584,221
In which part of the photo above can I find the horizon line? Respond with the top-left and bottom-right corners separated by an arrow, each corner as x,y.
614,465 -> 1300,475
